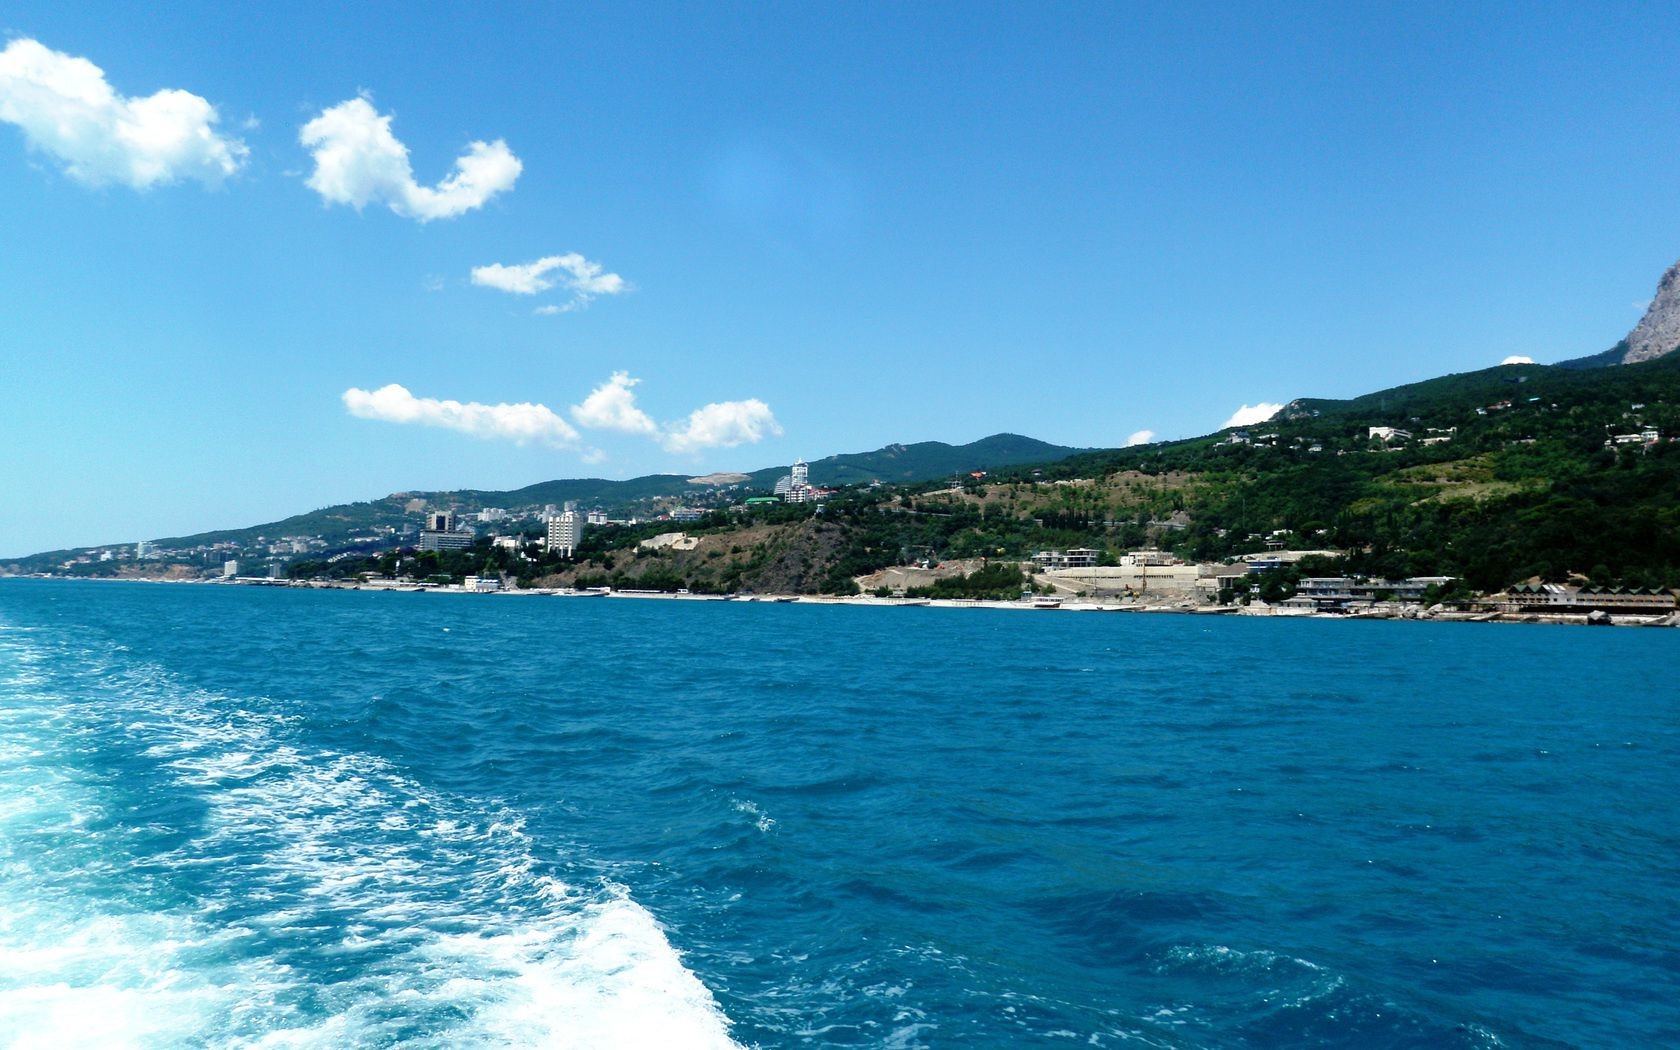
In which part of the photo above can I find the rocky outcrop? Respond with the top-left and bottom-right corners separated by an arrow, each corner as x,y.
1622,259 -> 1680,364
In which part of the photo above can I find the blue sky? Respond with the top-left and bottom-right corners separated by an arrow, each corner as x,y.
3,3 -> 1678,556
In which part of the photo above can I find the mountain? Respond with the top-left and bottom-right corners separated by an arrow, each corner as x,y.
1624,260 -> 1680,363
798,433 -> 1079,486
1558,258 -> 1680,368
1277,348 -> 1680,425
10,433 -> 1083,565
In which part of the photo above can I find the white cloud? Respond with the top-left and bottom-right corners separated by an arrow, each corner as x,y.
472,253 -> 628,314
1221,402 -> 1282,429
345,377 -> 782,458
1500,355 -> 1534,365
300,96 -> 520,221
0,38 -> 247,189
1124,429 -> 1156,447
570,371 -> 658,436
663,399 -> 783,454
342,384 -> 578,447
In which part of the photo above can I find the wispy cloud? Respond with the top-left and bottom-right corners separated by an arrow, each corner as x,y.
569,371 -> 658,436
0,38 -> 247,189
472,253 -> 628,314
342,384 -> 578,447
1221,402 -> 1282,429
300,96 -> 520,221
663,399 -> 783,454
1124,429 -> 1156,447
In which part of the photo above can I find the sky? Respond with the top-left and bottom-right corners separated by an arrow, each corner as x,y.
3,2 -> 1679,556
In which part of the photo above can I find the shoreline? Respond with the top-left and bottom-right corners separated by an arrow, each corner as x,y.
6,574 -> 1677,629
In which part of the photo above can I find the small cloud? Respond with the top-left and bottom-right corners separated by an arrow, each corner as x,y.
472,252 -> 628,314
299,96 -> 520,221
422,274 -> 445,292
1124,429 -> 1156,447
342,384 -> 578,447
1500,355 -> 1534,366
0,37 -> 248,189
1634,299 -> 1652,312
570,371 -> 659,436
1221,402 -> 1282,429
663,399 -> 783,454
579,447 -> 609,465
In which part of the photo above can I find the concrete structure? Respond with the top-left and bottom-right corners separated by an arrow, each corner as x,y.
1503,584 -> 1676,613
477,508 -> 507,523
780,459 -> 815,503
1121,549 -> 1179,567
1031,548 -> 1101,570
222,560 -> 238,577
586,507 -> 609,526
419,530 -> 473,552
671,507 -> 704,522
639,532 -> 700,552
427,511 -> 456,532
1039,563 -> 1204,598
547,502 -> 584,557
1287,575 -> 1458,611
136,540 -> 154,559
1368,427 -> 1412,443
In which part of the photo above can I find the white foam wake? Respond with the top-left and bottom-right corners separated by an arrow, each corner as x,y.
0,622 -> 739,1048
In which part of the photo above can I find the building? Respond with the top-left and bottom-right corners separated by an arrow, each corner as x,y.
670,507 -> 705,522
1503,584 -> 1676,613
136,540 -> 154,559
477,508 -> 507,523
780,459 -> 814,503
1121,549 -> 1178,567
1031,548 -> 1101,570
547,501 -> 584,557
586,507 -> 609,526
222,560 -> 239,577
1287,575 -> 1459,611
1368,427 -> 1412,443
427,511 -> 456,532
419,530 -> 473,551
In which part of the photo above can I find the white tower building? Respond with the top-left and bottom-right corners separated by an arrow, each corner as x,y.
548,503 -> 584,556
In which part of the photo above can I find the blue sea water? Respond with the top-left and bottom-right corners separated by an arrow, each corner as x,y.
0,581 -> 1676,1048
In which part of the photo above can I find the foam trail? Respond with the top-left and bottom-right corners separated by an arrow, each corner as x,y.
0,621 -> 739,1048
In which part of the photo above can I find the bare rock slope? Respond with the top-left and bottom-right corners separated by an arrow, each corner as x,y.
1623,259 -> 1680,364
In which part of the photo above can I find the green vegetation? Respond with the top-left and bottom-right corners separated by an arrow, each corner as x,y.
906,563 -> 1027,600
15,358 -> 1680,598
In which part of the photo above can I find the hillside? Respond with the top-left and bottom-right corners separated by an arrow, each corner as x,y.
6,433 -> 1082,570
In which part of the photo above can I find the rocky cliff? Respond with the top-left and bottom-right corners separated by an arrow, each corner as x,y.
1622,259 -> 1680,364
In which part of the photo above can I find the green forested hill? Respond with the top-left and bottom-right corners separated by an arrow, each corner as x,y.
9,433 -> 1082,566
995,354 -> 1680,589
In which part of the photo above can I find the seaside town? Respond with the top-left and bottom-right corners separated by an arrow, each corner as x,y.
20,448 -> 1679,627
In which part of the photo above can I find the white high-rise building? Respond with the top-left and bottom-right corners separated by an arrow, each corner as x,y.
548,503 -> 584,557
782,459 -> 814,503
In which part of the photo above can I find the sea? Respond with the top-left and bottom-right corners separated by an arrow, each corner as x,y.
0,579 -> 1675,1049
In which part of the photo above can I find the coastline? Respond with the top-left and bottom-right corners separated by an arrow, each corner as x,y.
7,574 -> 1678,628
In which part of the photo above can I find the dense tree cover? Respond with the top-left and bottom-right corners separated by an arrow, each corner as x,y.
905,563 -> 1028,600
